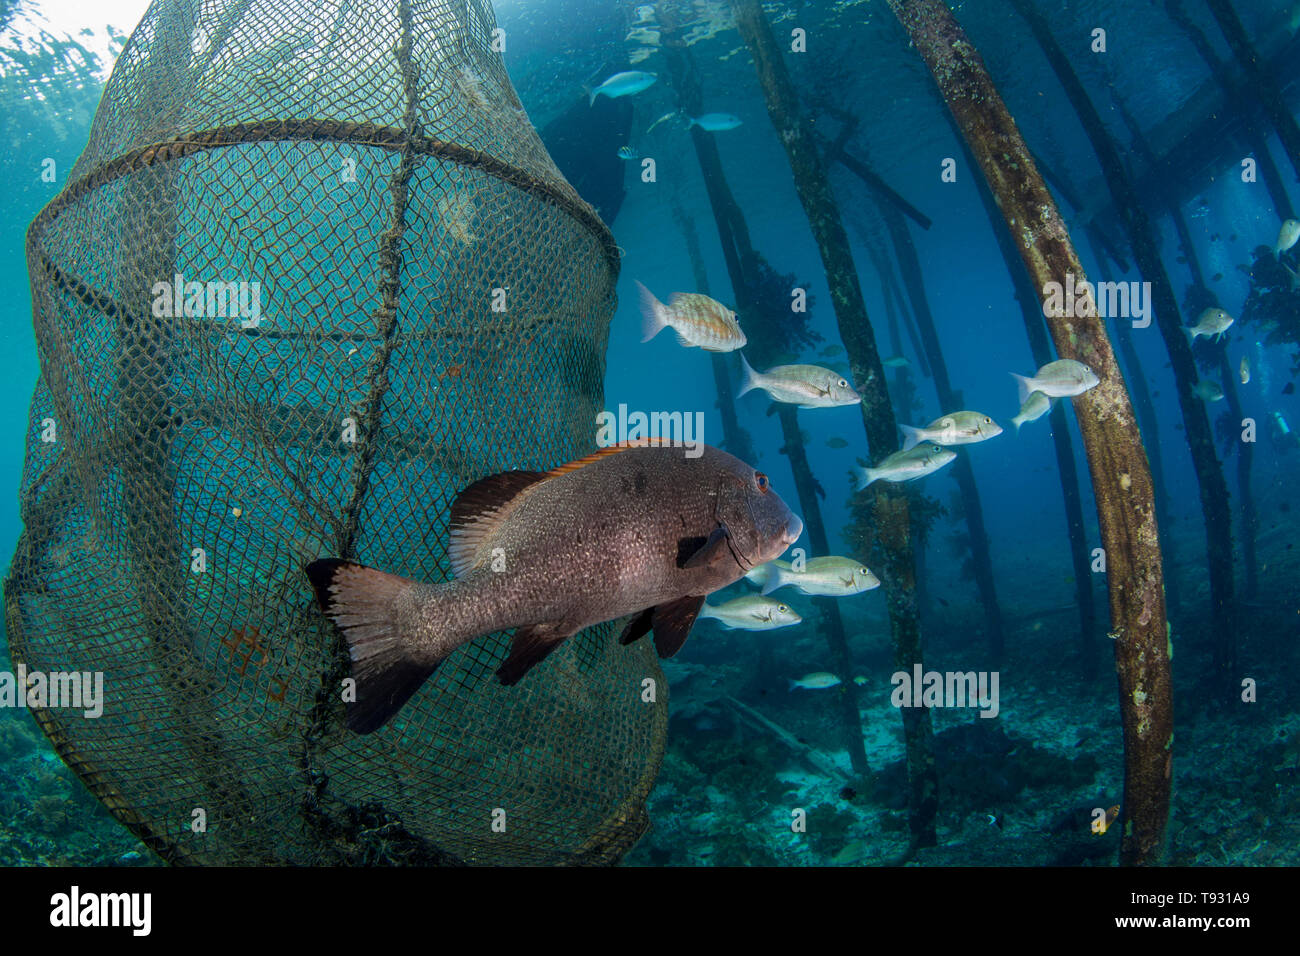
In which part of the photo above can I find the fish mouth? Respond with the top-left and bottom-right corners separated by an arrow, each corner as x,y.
784,514 -> 804,545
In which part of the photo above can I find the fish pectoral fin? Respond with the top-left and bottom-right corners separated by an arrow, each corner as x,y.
650,595 -> 706,658
496,622 -> 570,686
679,524 -> 731,570
618,606 -> 656,646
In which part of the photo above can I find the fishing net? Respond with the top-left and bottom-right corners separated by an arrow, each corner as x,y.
4,0 -> 666,865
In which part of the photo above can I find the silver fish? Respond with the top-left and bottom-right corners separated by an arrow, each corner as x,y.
689,113 -> 742,132
737,353 -> 860,408
745,556 -> 880,597
789,672 -> 841,691
854,443 -> 956,490
646,111 -> 678,134
882,355 -> 912,368
1185,307 -> 1234,342
900,411 -> 1002,450
1010,359 -> 1099,401
1010,390 -> 1053,433
307,442 -> 802,732
1193,379 -> 1224,402
1276,218 -> 1299,257
698,594 -> 801,630
588,70 -> 657,106
1240,356 -> 1251,385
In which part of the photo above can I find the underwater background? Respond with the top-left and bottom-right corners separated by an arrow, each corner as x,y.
0,0 -> 1297,866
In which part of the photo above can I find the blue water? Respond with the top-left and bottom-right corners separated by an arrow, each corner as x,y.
1,0 -> 1298,867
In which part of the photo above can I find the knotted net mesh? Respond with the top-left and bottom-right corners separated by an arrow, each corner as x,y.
4,0 -> 666,865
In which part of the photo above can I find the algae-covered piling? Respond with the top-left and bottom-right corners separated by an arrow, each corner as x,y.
888,0 -> 1171,866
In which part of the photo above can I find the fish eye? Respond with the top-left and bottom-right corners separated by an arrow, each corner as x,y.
837,378 -> 848,388
778,604 -> 788,613
983,417 -> 991,423
755,471 -> 769,493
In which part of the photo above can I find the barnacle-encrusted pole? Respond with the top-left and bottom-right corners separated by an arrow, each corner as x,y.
1081,232 -> 1182,614
887,0 -> 1170,865
1007,0 -> 1235,693
661,15 -> 871,779
730,0 -> 937,845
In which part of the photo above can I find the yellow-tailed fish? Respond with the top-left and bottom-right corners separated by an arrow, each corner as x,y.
637,281 -> 746,352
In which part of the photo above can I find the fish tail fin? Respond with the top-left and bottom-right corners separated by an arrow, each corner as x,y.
585,84 -> 597,107
637,280 -> 670,343
1183,325 -> 1198,343
736,352 -> 761,399
697,602 -> 718,621
1010,416 -> 1022,436
744,564 -> 772,589
787,679 -> 798,692
1010,372 -> 1033,405
306,559 -> 446,734
854,466 -> 878,491
899,423 -> 924,452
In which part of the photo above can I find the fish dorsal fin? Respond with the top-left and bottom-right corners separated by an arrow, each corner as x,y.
448,470 -> 548,576
448,441 -> 672,575
541,437 -> 672,479
651,595 -> 706,658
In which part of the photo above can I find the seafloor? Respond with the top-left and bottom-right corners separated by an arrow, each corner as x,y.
1,518 -> 1295,867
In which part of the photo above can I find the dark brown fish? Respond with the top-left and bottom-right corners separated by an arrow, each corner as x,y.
307,441 -> 803,732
